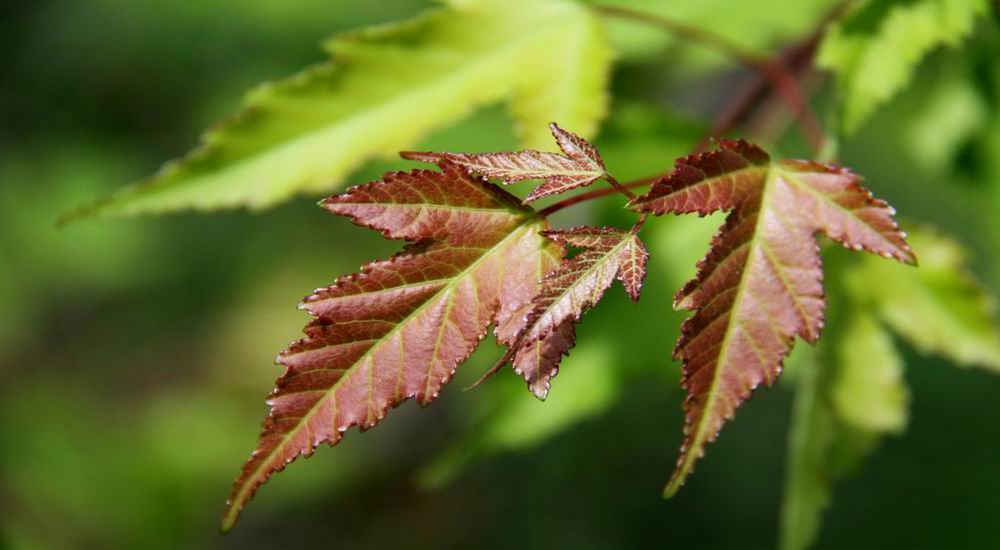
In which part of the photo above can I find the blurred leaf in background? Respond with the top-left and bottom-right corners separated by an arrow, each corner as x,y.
781,226 -> 1000,550
63,0 -> 612,219
818,0 -> 989,134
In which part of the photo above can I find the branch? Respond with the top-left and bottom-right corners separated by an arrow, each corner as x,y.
594,4 -> 827,154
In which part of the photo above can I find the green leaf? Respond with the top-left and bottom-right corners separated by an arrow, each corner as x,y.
66,0 -> 612,220
780,307 -> 907,550
903,72 -> 989,173
416,338 -> 618,490
831,309 -> 909,433
782,224 -> 1000,549
818,0 -> 988,134
849,226 -> 1000,371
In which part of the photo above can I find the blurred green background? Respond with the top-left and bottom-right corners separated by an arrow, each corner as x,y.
2,1 -> 999,548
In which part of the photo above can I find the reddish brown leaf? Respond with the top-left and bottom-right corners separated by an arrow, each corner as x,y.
497,226 -> 649,399
629,140 -> 914,496
402,123 -> 606,203
222,162 -> 560,530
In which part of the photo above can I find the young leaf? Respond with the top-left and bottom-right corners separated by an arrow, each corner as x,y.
629,140 -> 914,496
221,161 -> 561,531
849,226 -> 1000,371
67,0 -> 612,220
404,122 -> 607,203
492,227 -> 649,399
818,0 -> 988,134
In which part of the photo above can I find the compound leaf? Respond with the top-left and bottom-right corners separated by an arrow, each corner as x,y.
67,0 -> 612,220
404,122 -> 607,203
221,161 -> 560,531
630,140 -> 914,496
818,0 -> 988,134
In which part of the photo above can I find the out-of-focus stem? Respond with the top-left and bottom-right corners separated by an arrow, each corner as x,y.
594,3 -> 827,154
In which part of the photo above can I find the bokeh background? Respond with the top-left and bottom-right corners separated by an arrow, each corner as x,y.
2,1 -> 999,548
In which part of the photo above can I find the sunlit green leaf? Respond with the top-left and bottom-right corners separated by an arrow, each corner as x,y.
66,0 -> 612,220
782,223 -> 1000,549
832,309 -> 909,433
904,73 -> 988,173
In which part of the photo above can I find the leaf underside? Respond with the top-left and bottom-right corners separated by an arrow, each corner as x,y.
221,161 -> 560,530
66,0 -> 612,221
630,140 -> 914,496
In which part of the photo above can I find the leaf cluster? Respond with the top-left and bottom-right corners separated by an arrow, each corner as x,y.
221,128 -> 917,531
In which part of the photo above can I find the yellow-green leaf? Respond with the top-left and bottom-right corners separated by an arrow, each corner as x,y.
66,0 -> 612,220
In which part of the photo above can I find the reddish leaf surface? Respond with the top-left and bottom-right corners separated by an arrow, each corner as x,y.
630,140 -> 915,496
222,162 -> 560,530
402,123 -> 606,203
496,227 -> 649,399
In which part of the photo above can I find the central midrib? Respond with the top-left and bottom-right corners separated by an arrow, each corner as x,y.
679,170 -> 777,478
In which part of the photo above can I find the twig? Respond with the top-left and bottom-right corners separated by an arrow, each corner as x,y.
594,4 -> 826,154
538,177 -> 656,218
694,34 -> 821,151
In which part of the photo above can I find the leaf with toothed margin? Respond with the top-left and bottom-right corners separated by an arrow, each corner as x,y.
63,0 -> 612,221
629,139 -> 915,497
490,226 -> 649,399
221,161 -> 561,531
404,122 -> 607,203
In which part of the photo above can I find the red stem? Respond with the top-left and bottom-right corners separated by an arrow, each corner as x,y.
594,4 -> 826,154
538,177 -> 657,218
